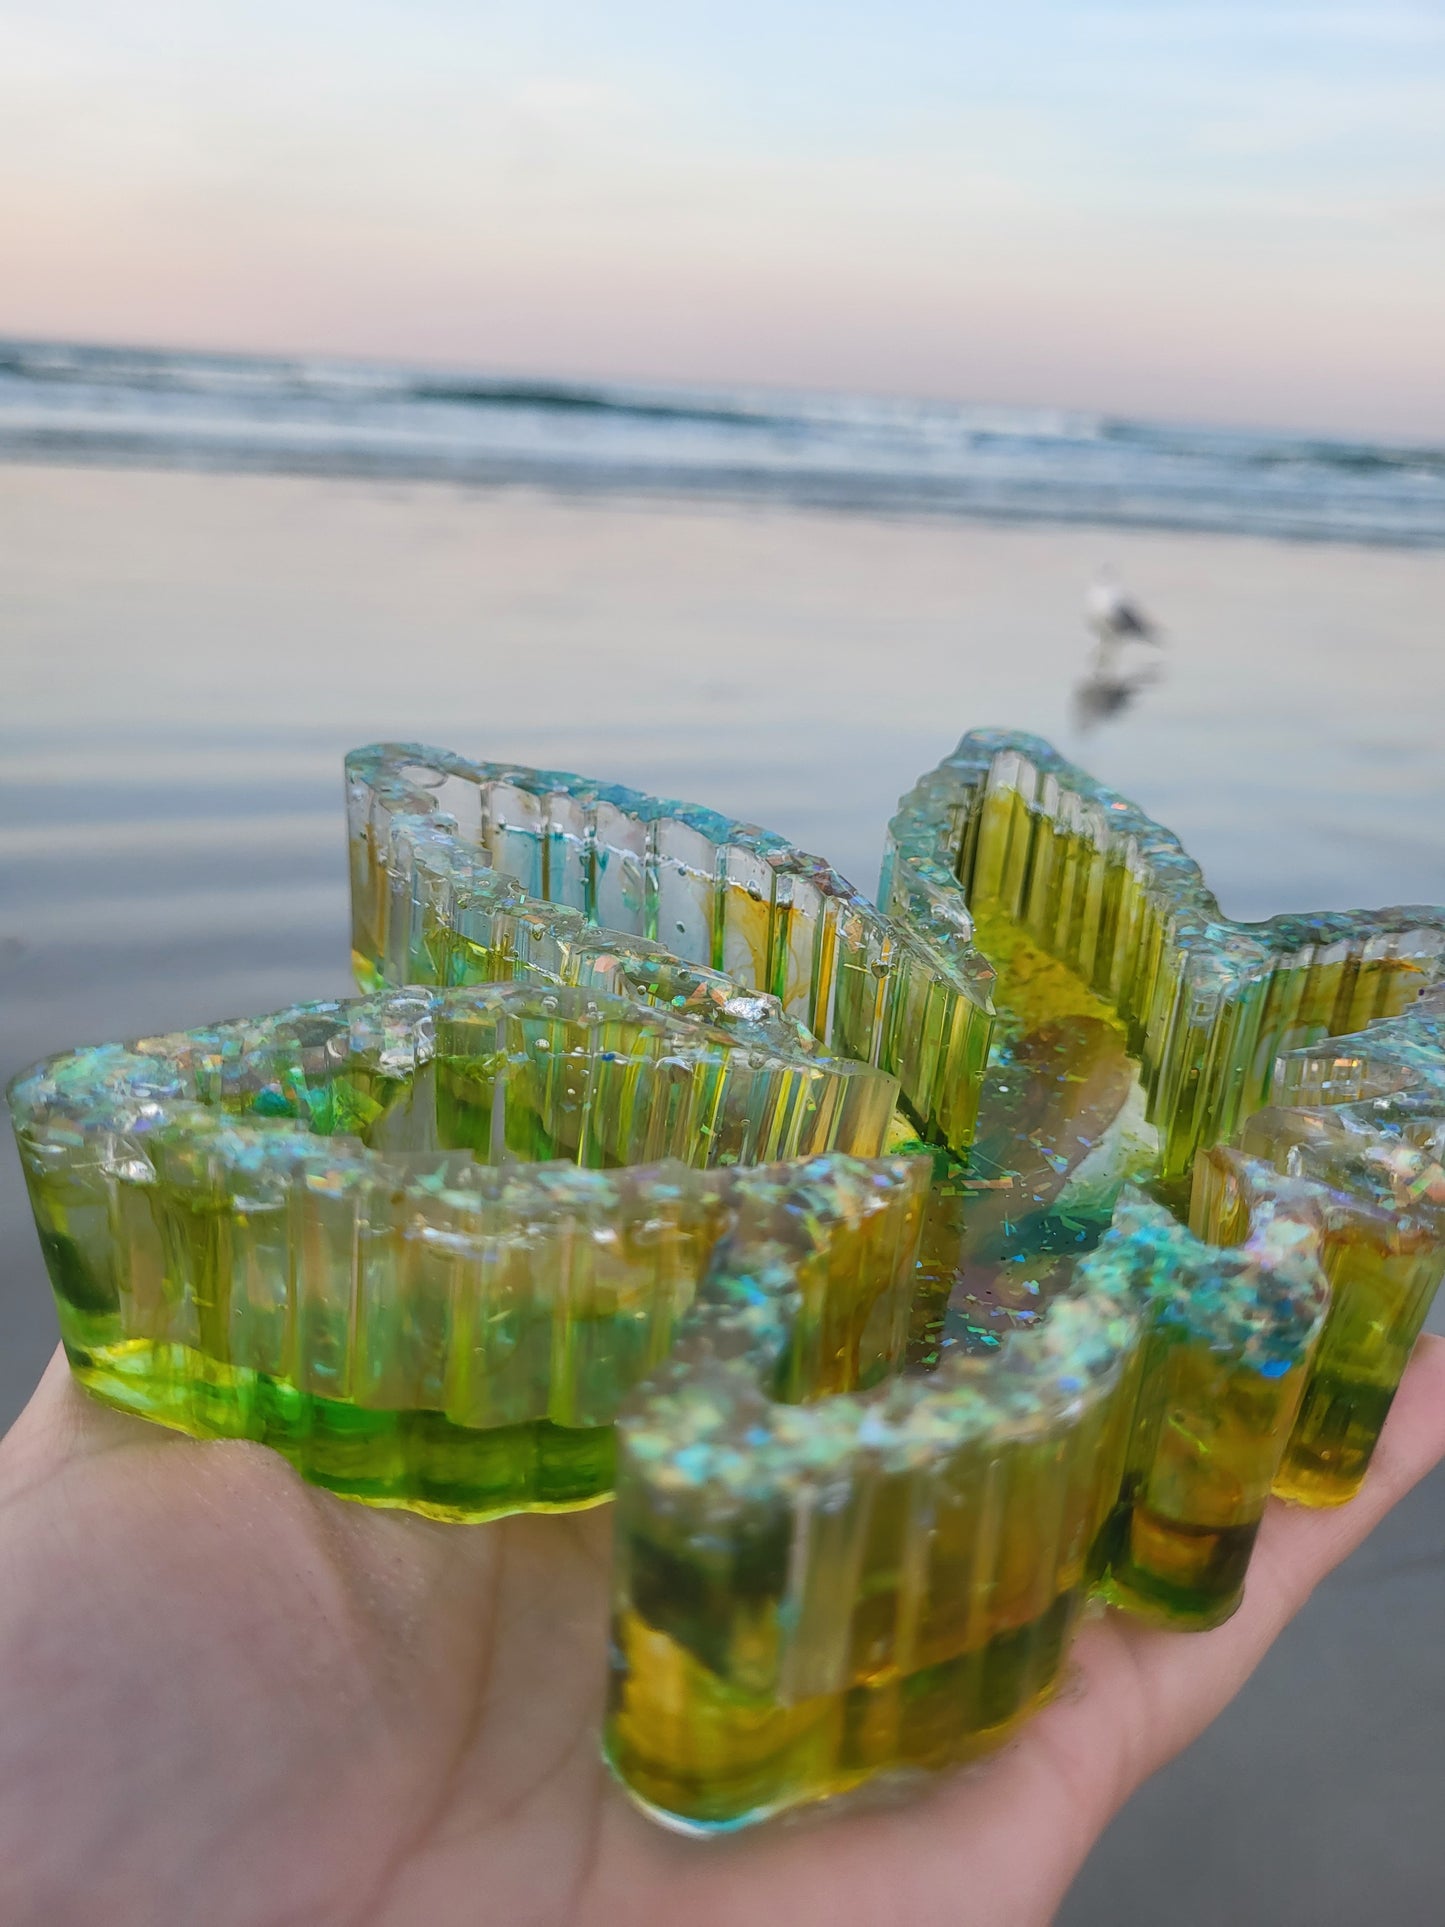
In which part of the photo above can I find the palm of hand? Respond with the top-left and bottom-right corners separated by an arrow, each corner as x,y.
3,1342 -> 1443,1927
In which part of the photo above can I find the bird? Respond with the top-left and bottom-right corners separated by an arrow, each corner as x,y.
1071,567 -> 1166,733
1084,566 -> 1163,652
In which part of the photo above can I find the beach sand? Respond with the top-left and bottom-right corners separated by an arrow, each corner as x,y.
3,463 -> 1443,1921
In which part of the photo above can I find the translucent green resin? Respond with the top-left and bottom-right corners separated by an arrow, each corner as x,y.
603,731 -> 1445,1828
1083,1191 -> 1327,1628
346,743 -> 996,1155
9,984 -> 904,1518
1195,984 -> 1445,1505
886,730 -> 1445,1188
9,728 -> 1445,1836
609,1273 -> 1142,1829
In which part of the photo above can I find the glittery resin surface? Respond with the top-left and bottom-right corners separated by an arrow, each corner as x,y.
10,729 -> 1445,1833
1195,984 -> 1445,1506
9,985 -> 903,1518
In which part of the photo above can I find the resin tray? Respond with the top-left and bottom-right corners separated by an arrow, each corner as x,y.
11,728 -> 1445,1834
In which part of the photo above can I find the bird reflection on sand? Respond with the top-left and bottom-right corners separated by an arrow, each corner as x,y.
1073,566 -> 1166,730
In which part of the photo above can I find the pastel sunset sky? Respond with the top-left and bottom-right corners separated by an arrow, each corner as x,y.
3,1 -> 1443,436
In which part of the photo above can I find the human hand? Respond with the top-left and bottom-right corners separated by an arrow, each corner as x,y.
2,1338 -> 1442,1927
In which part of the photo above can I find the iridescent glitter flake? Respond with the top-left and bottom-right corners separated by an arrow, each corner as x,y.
9,729 -> 1445,1833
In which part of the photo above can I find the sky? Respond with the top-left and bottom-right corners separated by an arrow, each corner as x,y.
2,1 -> 1444,437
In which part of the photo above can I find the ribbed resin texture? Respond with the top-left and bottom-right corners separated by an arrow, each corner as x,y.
886,730 -> 1445,1191
605,1178 -> 1351,1825
346,744 -> 996,1156
1193,985 -> 1445,1505
885,729 -> 1445,1525
10,728 -> 1445,1835
8,985 -> 906,1518
1083,1192 -> 1327,1628
608,1278 -> 1141,1830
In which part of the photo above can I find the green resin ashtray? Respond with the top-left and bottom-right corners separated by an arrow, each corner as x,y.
10,729 -> 1445,1834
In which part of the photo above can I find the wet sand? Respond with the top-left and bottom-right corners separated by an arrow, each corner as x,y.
3,463 -> 1444,1922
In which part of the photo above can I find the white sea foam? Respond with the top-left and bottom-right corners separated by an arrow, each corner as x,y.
0,338 -> 1442,546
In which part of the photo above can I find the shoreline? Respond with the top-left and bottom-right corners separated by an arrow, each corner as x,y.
2,446 -> 1442,554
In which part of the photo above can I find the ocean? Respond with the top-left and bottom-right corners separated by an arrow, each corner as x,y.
2,336 -> 1444,548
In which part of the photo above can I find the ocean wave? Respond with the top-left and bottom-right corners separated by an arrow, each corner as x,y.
0,336 -> 1441,548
